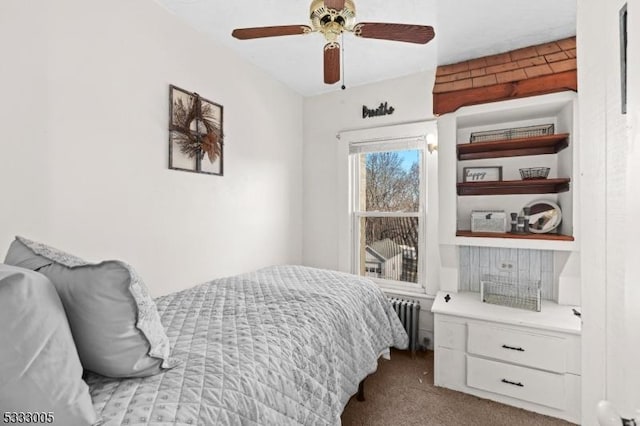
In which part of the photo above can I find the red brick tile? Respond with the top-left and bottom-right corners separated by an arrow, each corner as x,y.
510,46 -> 538,61
450,62 -> 470,74
436,64 -> 457,76
517,56 -> 547,67
485,52 -> 512,66
545,51 -> 569,63
549,58 -> 577,73
467,57 -> 488,70
524,64 -> 554,78
437,61 -> 471,76
536,42 -> 562,56
470,68 -> 487,78
452,79 -> 473,90
496,69 -> 528,83
441,70 -> 472,83
485,61 -> 520,75
432,83 -> 451,93
433,79 -> 473,93
472,74 -> 498,88
557,37 -> 577,51
566,48 -> 577,59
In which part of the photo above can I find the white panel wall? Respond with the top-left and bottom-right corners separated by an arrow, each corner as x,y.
578,0 -> 640,422
458,247 -> 555,301
0,0 -> 303,296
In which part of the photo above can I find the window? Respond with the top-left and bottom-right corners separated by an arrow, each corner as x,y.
350,139 -> 426,290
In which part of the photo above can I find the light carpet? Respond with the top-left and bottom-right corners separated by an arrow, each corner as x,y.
341,349 -> 573,426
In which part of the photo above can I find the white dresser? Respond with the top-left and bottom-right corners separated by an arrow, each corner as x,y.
432,291 -> 582,424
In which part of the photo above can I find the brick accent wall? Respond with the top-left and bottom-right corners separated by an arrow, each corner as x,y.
433,37 -> 577,115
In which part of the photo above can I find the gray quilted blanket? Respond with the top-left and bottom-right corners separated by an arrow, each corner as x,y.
87,265 -> 408,425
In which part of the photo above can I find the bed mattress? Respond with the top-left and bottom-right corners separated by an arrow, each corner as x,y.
86,265 -> 408,425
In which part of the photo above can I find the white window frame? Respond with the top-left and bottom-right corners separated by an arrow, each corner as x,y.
349,137 -> 427,293
337,121 -> 438,296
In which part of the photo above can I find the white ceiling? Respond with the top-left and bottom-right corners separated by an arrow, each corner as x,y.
155,0 -> 576,97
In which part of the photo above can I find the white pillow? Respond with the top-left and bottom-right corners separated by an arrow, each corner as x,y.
0,264 -> 98,426
4,236 -> 179,378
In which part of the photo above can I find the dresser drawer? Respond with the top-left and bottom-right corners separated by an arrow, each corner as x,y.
467,355 -> 565,410
435,317 -> 466,350
467,322 -> 566,372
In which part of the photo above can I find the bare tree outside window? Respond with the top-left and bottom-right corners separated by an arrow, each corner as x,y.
358,150 -> 421,284
365,152 -> 419,212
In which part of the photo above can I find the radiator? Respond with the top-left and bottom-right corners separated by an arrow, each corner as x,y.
388,298 -> 420,354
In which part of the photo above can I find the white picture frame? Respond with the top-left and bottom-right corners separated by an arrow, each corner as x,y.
463,166 -> 503,182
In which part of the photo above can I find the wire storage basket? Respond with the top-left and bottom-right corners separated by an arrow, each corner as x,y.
480,275 -> 542,312
519,167 -> 550,180
470,124 -> 555,143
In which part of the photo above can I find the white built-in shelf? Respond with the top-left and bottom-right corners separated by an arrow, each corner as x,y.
441,92 -> 579,249
431,291 -> 581,335
452,234 -> 578,251
455,231 -> 574,241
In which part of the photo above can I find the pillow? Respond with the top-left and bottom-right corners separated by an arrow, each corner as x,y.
0,264 -> 98,426
4,236 -> 179,378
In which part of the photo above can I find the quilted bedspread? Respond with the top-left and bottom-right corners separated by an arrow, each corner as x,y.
86,265 -> 408,425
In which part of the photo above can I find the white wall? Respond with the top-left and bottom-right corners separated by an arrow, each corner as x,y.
302,71 -> 438,345
578,0 -> 640,422
0,0 -> 303,296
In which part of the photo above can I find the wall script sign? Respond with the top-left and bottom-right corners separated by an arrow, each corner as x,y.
362,102 -> 395,119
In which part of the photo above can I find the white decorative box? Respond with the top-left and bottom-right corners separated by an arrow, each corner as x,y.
471,210 -> 507,233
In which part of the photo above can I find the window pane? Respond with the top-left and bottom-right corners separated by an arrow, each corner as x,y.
359,217 -> 419,284
359,150 -> 421,212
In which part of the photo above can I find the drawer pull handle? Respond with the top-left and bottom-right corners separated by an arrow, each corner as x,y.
501,379 -> 524,387
501,344 -> 525,352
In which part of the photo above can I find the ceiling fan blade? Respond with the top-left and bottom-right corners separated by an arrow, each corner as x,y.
353,23 -> 435,44
232,25 -> 312,40
324,42 -> 340,85
325,0 -> 345,10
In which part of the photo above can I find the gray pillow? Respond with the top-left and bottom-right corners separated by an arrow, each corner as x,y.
0,264 -> 98,426
4,236 -> 179,378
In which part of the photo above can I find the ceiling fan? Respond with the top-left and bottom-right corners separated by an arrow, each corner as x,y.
231,0 -> 435,85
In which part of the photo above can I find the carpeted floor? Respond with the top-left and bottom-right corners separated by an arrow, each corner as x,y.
341,349 -> 573,426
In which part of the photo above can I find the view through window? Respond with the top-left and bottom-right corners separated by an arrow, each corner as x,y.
352,146 -> 424,286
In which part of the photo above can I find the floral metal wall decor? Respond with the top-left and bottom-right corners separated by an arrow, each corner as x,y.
169,85 -> 224,175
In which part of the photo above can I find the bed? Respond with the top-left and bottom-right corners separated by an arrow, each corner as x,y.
85,265 -> 409,425
2,236 -> 408,425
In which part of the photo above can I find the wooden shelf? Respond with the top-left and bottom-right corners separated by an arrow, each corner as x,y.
457,178 -> 570,196
456,230 -> 575,241
457,133 -> 570,161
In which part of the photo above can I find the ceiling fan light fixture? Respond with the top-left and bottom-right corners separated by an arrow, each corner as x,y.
310,0 -> 356,34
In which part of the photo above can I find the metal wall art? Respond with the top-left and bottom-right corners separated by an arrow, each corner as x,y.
169,85 -> 224,175
362,101 -> 395,119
